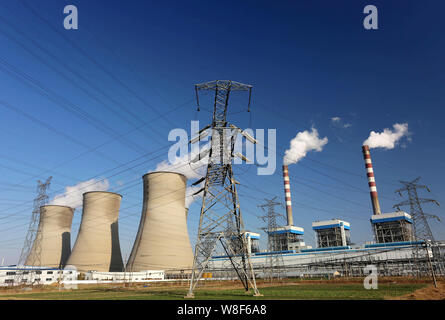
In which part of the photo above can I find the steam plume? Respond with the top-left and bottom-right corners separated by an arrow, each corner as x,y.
49,178 -> 110,208
363,123 -> 409,149
283,127 -> 328,165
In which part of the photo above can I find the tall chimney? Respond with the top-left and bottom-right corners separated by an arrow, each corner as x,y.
282,165 -> 294,226
362,145 -> 381,215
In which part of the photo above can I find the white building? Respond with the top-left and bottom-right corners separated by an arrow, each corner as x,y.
85,270 -> 165,281
0,266 -> 77,286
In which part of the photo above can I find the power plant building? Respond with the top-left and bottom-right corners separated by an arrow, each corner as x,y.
66,191 -> 124,272
25,205 -> 74,268
362,145 -> 414,244
126,172 -> 194,273
371,211 -> 414,243
312,219 -> 351,248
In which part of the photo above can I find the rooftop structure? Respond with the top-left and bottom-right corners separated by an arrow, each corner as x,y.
371,211 -> 414,243
312,219 -> 351,248
268,226 -> 305,252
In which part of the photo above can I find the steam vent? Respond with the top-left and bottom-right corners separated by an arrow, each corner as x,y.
25,205 -> 74,268
126,172 -> 194,273
66,191 -> 124,272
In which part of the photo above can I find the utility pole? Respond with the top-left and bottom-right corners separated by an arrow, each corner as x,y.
186,80 -> 261,298
16,176 -> 52,285
393,177 -> 442,284
258,197 -> 286,281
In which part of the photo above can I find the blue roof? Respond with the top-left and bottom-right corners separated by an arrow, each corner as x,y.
269,229 -> 304,235
313,223 -> 350,230
371,216 -> 413,224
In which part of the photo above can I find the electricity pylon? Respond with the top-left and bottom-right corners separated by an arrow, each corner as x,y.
186,80 -> 260,298
16,176 -> 52,285
393,177 -> 443,279
258,197 -> 285,281
393,177 -> 440,242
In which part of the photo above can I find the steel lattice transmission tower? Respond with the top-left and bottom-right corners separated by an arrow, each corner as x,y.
16,177 -> 52,284
186,80 -> 261,298
393,177 -> 440,242
258,197 -> 286,281
393,177 -> 443,276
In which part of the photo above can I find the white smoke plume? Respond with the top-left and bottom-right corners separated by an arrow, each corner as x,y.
185,183 -> 204,209
151,144 -> 210,209
363,123 -> 409,149
152,144 -> 209,180
283,127 -> 328,165
49,178 -> 110,209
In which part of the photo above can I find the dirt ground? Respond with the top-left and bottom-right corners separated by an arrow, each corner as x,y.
389,280 -> 445,300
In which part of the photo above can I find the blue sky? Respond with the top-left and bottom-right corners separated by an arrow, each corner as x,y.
0,0 -> 444,265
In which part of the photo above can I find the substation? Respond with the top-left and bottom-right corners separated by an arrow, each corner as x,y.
2,80 -> 444,291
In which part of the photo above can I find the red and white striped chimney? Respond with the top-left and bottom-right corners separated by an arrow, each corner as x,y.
362,145 -> 381,215
282,165 -> 294,226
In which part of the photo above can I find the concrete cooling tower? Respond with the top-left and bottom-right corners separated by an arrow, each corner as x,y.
25,205 -> 74,268
126,172 -> 194,272
66,191 -> 124,272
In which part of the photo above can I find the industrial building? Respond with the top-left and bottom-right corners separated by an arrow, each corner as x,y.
245,232 -> 260,254
0,266 -> 77,286
126,172 -> 194,273
210,240 -> 436,278
25,205 -> 74,268
361,145 -> 414,244
207,146 -> 443,279
312,219 -> 351,248
66,191 -> 124,272
371,211 -> 414,243
85,270 -> 164,281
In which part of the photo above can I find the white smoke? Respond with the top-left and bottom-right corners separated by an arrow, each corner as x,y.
152,144 -> 209,180
185,183 -> 204,209
283,127 -> 328,165
151,144 -> 210,209
49,178 -> 110,209
363,123 -> 409,149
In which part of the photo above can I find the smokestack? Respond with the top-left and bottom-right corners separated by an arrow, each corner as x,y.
25,205 -> 74,268
362,145 -> 382,215
126,172 -> 194,272
282,165 -> 294,226
66,191 -> 124,272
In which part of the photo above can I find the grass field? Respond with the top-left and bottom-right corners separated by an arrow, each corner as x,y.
0,279 -> 436,300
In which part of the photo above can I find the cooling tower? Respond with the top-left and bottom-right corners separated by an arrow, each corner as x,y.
362,145 -> 382,215
126,172 -> 194,272
282,165 -> 294,226
66,191 -> 124,272
25,205 -> 74,268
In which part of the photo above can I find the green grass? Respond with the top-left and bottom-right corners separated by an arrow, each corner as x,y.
0,283 -> 428,300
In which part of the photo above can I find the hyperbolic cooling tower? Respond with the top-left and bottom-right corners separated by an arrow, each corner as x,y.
126,172 -> 194,272
66,191 -> 124,272
25,205 -> 74,268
